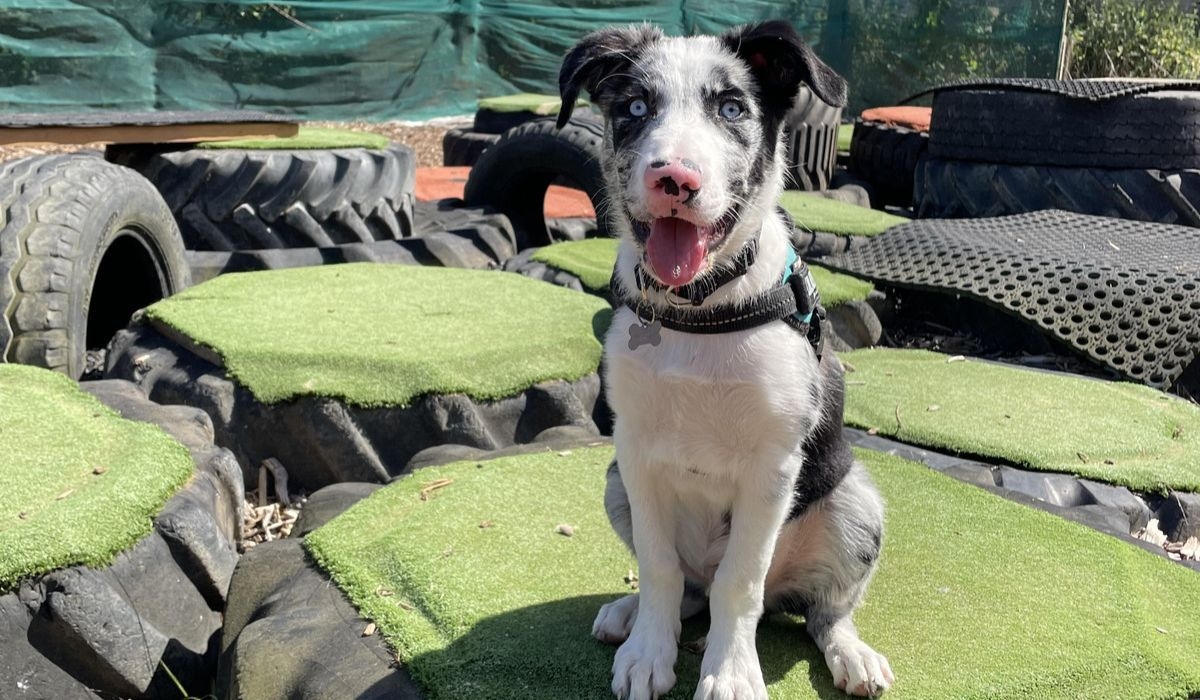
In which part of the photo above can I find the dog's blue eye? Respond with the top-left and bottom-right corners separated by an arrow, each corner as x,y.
720,100 -> 744,120
629,99 -> 649,117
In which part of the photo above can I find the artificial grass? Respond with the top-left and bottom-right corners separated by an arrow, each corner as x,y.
809,264 -> 873,308
477,93 -> 583,114
198,125 -> 390,150
778,190 -> 907,237
531,238 -> 619,292
145,264 -> 611,408
837,122 -> 854,152
841,348 -> 1200,493
529,237 -> 873,306
0,365 -> 193,591
305,444 -> 1200,700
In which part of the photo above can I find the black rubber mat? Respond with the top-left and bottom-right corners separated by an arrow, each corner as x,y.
903,77 -> 1200,104
0,110 -> 294,128
822,210 -> 1200,390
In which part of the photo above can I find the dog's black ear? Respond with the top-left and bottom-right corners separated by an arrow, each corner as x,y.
558,25 -> 662,128
721,20 -> 847,115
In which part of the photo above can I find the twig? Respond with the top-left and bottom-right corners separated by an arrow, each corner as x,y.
269,3 -> 319,31
894,403 -> 903,432
262,457 -> 292,506
420,478 -> 454,501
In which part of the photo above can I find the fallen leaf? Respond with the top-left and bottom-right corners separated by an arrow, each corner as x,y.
92,466 -> 108,475
375,586 -> 394,597
866,427 -> 879,436
17,511 -> 28,520
55,489 -> 74,501
555,523 -> 575,537
557,450 -> 573,457
1076,451 -> 1089,463
926,404 -> 940,412
946,355 -> 966,363
362,622 -> 377,637
479,520 -> 494,529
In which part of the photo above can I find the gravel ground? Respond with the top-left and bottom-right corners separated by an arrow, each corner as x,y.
0,119 -> 464,167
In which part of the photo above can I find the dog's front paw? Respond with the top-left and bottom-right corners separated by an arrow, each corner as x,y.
594,594 -> 639,645
693,639 -> 767,700
611,628 -> 678,700
825,640 -> 893,697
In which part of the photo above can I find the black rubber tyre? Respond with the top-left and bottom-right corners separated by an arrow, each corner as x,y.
914,156 -> 1200,226
442,128 -> 500,167
0,154 -> 190,378
783,85 -> 843,191
929,86 -> 1200,169
128,144 -> 416,251
463,116 -> 605,249
474,108 -> 541,135
849,120 -> 927,207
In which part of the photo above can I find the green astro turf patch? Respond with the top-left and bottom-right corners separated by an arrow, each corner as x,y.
838,122 -> 854,152
198,125 -> 390,150
779,190 -> 907,237
531,238 -> 618,292
0,365 -> 193,591
841,348 -> 1200,493
530,237 -> 872,306
477,93 -> 583,115
304,445 -> 1200,700
809,264 -> 873,308
145,263 -> 611,408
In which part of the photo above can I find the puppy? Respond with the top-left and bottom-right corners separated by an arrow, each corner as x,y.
556,21 -> 894,700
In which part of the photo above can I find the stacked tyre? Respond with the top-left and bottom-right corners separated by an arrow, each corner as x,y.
783,85 -> 844,191
0,155 -> 190,378
848,106 -> 930,208
125,144 -> 417,250
915,79 -> 1200,225
464,116 -> 606,249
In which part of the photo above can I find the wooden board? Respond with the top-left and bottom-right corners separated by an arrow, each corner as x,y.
0,110 -> 299,146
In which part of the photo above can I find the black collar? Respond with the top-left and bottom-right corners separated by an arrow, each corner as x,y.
634,238 -> 759,306
611,218 -> 825,356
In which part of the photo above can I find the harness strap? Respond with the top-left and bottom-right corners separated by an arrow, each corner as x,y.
612,213 -> 826,358
635,238 -> 759,306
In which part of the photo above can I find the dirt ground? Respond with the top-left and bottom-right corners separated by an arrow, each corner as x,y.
0,120 -> 461,168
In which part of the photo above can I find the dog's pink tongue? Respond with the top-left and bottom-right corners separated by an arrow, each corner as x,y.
646,217 -> 706,286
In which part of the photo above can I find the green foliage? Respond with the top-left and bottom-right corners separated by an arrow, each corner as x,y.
844,0 -> 1065,110
1067,0 -> 1200,78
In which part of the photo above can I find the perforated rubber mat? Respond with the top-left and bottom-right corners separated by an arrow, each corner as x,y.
823,210 -> 1200,390
903,77 -> 1200,103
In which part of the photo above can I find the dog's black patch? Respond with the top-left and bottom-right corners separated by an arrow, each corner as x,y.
558,25 -> 663,128
788,354 -> 854,520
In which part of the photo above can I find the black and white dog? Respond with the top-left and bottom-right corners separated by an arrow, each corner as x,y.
556,21 -> 894,700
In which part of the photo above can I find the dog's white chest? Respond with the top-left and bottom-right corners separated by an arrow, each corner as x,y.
605,310 -> 817,481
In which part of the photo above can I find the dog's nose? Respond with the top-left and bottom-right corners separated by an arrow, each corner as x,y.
644,159 -> 702,216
